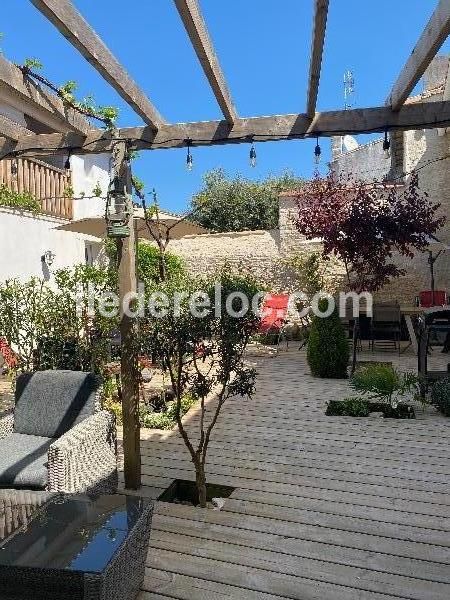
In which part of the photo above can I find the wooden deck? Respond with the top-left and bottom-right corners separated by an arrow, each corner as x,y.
126,348 -> 450,600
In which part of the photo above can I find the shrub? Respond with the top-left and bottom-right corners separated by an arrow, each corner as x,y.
103,396 -> 123,424
307,298 -> 349,378
0,265 -> 116,374
431,378 -> 450,416
350,363 -> 419,408
137,243 -> 185,287
105,239 -> 185,288
326,398 -> 415,419
283,250 -> 343,296
326,397 -> 370,417
34,335 -> 90,371
0,184 -> 41,213
103,389 -> 197,430
140,395 -> 196,430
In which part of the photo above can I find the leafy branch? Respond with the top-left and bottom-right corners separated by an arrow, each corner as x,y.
18,62 -> 119,131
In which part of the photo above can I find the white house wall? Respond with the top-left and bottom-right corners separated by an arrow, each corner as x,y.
0,207 -> 100,283
71,153 -> 110,219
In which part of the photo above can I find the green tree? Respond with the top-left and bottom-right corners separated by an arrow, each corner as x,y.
138,243 -> 185,289
283,250 -> 343,297
105,239 -> 185,289
307,298 -> 349,379
189,169 -> 303,232
140,267 -> 261,507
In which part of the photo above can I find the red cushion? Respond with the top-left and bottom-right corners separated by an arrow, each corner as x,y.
259,294 -> 289,333
419,290 -> 447,307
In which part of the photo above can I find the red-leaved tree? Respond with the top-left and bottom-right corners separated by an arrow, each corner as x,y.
293,172 -> 445,293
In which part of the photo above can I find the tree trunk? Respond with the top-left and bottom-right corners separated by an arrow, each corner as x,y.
195,462 -> 207,508
351,317 -> 359,375
157,241 -> 167,282
159,254 -> 166,281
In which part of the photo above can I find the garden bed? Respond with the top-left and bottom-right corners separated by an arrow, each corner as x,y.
326,399 -> 415,419
104,393 -> 196,430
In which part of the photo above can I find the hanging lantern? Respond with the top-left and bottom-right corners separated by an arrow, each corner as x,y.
186,139 -> 194,171
105,176 -> 131,238
11,158 -> 18,180
383,130 -> 391,159
314,137 -> 322,165
249,142 -> 257,168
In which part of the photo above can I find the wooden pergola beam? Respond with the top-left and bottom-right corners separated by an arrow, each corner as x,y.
0,55 -> 90,135
306,0 -> 329,117
174,0 -> 237,123
30,0 -> 165,129
387,0 -> 450,110
4,100 -> 450,157
0,115 -> 33,141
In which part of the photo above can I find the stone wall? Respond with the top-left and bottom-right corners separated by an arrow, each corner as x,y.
167,196 -> 325,291
168,229 -> 280,282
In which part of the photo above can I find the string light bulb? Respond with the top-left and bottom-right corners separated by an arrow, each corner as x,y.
11,157 -> 18,180
186,139 -> 193,171
314,137 -> 322,164
249,140 -> 257,168
383,130 -> 391,159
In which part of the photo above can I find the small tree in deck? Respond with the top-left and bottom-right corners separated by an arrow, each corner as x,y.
293,173 -> 445,369
140,268 -> 260,507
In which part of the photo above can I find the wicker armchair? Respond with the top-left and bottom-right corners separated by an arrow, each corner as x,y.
0,371 -> 118,496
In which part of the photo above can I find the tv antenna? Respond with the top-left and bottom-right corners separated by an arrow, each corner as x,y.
344,70 -> 355,109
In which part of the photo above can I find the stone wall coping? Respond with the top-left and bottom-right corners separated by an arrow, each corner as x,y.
171,228 -> 278,241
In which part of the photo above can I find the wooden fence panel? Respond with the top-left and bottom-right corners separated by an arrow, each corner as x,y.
0,157 -> 72,219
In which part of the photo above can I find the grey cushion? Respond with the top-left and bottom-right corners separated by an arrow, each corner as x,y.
14,371 -> 100,439
0,433 -> 54,489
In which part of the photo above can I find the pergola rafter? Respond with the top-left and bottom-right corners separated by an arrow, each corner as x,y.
386,0 -> 450,110
174,0 -> 237,124
306,0 -> 329,117
30,0 -> 166,129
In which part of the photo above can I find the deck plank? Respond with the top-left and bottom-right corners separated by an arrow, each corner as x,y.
127,349 -> 450,599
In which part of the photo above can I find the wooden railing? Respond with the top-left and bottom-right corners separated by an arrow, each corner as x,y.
0,157 -> 73,219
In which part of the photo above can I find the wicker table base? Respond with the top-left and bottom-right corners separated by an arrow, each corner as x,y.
0,491 -> 153,600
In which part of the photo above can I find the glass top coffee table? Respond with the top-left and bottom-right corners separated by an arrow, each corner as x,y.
0,490 -> 153,600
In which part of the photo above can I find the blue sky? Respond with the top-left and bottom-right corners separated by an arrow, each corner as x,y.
2,1 -> 450,212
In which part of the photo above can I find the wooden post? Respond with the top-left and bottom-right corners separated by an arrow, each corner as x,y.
114,141 -> 141,489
